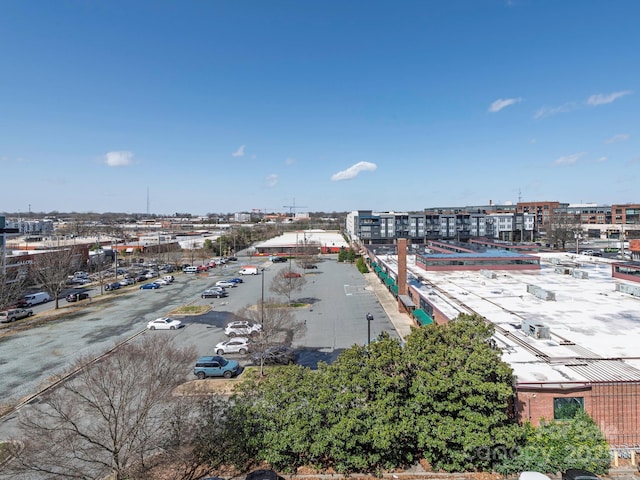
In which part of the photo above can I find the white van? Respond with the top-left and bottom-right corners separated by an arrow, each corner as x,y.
239,266 -> 259,275
23,292 -> 51,306
183,266 -> 199,274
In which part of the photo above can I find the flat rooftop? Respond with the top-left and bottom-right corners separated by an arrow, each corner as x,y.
254,230 -> 348,250
378,252 -> 640,384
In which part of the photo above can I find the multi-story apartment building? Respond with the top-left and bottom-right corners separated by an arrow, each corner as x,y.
515,201 -> 564,229
347,209 -> 534,244
349,202 -> 640,245
6,218 -> 55,236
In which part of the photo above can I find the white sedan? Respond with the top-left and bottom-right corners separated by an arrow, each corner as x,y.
216,280 -> 236,288
147,317 -> 183,330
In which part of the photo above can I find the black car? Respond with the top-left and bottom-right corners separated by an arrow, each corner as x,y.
562,470 -> 600,480
302,264 -> 318,269
105,282 -> 121,291
66,292 -> 90,302
227,256 -> 238,262
271,257 -> 287,263
245,469 -> 284,480
251,346 -> 295,365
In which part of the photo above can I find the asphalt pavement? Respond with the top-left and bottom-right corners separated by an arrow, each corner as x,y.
0,254 -> 408,435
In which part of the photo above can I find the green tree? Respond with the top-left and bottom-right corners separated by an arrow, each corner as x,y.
203,239 -> 215,252
497,411 -> 610,475
209,316 -> 523,475
403,314 -> 521,472
313,334 -> 417,474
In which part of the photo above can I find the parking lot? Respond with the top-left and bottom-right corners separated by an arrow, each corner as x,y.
0,254 -> 396,413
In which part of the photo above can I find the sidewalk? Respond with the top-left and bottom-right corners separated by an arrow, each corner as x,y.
363,272 -> 415,341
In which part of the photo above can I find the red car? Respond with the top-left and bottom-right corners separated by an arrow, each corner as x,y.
283,272 -> 302,278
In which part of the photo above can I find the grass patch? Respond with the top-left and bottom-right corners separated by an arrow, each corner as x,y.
0,441 -> 13,464
170,305 -> 210,316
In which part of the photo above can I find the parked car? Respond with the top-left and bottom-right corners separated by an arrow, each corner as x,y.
147,317 -> 183,330
154,278 -> 169,286
283,272 -> 302,278
224,320 -> 262,337
562,470 -> 600,480
216,280 -> 236,288
519,473 -> 551,480
193,355 -> 240,379
105,282 -> 121,291
201,288 -> 227,298
183,266 -> 199,274
0,308 -> 33,323
139,283 -> 160,290
302,264 -> 318,269
65,292 -> 90,302
227,256 -> 238,262
245,470 -> 284,480
227,277 -> 243,284
251,345 -> 296,365
271,257 -> 287,263
119,278 -> 134,286
162,275 -> 175,283
214,337 -> 251,355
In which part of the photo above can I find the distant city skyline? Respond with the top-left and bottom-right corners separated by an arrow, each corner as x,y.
1,1 -> 638,215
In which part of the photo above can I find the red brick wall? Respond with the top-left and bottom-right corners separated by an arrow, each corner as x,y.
516,382 -> 640,447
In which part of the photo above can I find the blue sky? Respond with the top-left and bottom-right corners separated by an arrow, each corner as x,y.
1,1 -> 638,216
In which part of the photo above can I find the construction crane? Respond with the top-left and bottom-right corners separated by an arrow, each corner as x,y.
283,198 -> 308,217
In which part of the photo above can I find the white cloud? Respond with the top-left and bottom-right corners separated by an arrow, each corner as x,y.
596,156 -> 608,162
488,97 -> 522,113
232,145 -> 245,157
330,161 -> 377,181
265,174 -> 278,188
534,103 -> 576,119
553,152 -> 585,166
104,151 -> 133,167
284,157 -> 296,166
587,90 -> 632,106
605,133 -> 630,144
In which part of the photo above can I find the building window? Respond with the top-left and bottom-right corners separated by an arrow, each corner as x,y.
553,397 -> 584,420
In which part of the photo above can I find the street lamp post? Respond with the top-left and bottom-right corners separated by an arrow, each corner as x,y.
261,268 -> 265,324
366,312 -> 374,345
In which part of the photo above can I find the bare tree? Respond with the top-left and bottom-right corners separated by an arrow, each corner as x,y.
547,211 -> 582,250
238,296 -> 306,375
4,336 -> 196,480
0,270 -> 26,310
30,246 -> 83,309
269,270 -> 307,305
166,250 -> 184,270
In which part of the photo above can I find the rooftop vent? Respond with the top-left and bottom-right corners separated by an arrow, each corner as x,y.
521,319 -> 551,340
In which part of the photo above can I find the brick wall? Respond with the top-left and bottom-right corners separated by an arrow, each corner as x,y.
516,382 -> 640,447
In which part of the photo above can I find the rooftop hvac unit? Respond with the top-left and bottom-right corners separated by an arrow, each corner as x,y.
521,319 -> 551,340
